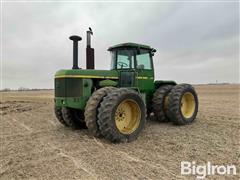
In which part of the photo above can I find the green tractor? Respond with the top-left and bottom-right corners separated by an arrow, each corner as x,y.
54,28 -> 198,143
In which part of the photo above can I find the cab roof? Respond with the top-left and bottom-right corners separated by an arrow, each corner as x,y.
108,42 -> 154,51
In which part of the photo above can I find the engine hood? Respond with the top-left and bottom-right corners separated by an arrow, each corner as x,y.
55,69 -> 119,79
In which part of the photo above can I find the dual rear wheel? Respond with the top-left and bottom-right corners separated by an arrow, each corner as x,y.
152,84 -> 198,125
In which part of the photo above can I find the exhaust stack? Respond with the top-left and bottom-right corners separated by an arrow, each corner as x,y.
86,27 -> 95,69
69,35 -> 82,69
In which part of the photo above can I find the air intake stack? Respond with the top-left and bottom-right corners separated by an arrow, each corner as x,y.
69,35 -> 82,69
86,27 -> 95,69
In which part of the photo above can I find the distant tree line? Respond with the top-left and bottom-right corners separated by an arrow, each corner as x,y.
0,87 -> 53,92
1,88 -> 11,92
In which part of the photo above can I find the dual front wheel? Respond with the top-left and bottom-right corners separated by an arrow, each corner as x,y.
96,88 -> 146,142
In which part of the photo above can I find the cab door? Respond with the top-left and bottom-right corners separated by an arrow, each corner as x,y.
115,49 -> 137,87
119,70 -> 136,87
135,50 -> 154,93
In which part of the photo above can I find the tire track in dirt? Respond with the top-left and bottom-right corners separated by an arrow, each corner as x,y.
47,142 -> 98,179
92,137 -> 184,179
10,117 -> 32,132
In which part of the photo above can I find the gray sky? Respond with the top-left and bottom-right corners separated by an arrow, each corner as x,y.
2,1 -> 239,89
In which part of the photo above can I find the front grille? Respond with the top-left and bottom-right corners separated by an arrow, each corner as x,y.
55,78 -> 82,97
55,78 -> 65,97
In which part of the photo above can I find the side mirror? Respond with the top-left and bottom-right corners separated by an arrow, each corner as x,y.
151,48 -> 156,56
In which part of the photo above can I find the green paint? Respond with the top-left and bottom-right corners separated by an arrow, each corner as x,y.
55,97 -> 88,109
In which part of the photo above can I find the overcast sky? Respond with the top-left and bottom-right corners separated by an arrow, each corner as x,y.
2,1 -> 239,89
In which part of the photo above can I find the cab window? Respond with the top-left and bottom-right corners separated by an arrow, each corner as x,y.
116,49 -> 134,69
136,50 -> 152,70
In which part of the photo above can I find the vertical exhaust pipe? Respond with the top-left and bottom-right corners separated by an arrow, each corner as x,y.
69,35 -> 82,69
86,27 -> 95,69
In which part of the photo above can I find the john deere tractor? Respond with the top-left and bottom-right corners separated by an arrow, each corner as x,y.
54,28 -> 198,143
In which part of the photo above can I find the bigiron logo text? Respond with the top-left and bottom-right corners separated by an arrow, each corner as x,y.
181,161 -> 237,179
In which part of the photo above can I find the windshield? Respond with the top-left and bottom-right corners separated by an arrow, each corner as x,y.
110,48 -> 152,70
111,49 -> 135,69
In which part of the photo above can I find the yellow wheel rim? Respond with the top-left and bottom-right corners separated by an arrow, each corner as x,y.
181,92 -> 195,118
115,99 -> 141,134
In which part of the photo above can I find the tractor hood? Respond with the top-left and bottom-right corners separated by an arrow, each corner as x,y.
55,69 -> 119,79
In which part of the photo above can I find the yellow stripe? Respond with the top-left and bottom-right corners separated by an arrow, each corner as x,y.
55,75 -> 152,80
55,75 -> 119,79
137,77 -> 148,80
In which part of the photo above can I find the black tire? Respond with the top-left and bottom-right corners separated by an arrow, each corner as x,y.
54,106 -> 68,126
84,86 -> 116,137
97,88 -> 146,143
167,84 -> 198,125
61,107 -> 86,129
152,85 -> 174,122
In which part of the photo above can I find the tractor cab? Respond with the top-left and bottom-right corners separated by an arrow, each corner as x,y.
108,43 -> 156,71
108,43 -> 156,90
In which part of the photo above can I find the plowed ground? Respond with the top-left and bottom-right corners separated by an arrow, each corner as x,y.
0,85 -> 239,179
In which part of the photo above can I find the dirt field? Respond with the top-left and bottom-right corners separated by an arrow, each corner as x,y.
0,85 -> 239,180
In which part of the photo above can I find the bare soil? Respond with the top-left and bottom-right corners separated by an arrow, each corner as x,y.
0,85 -> 239,180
